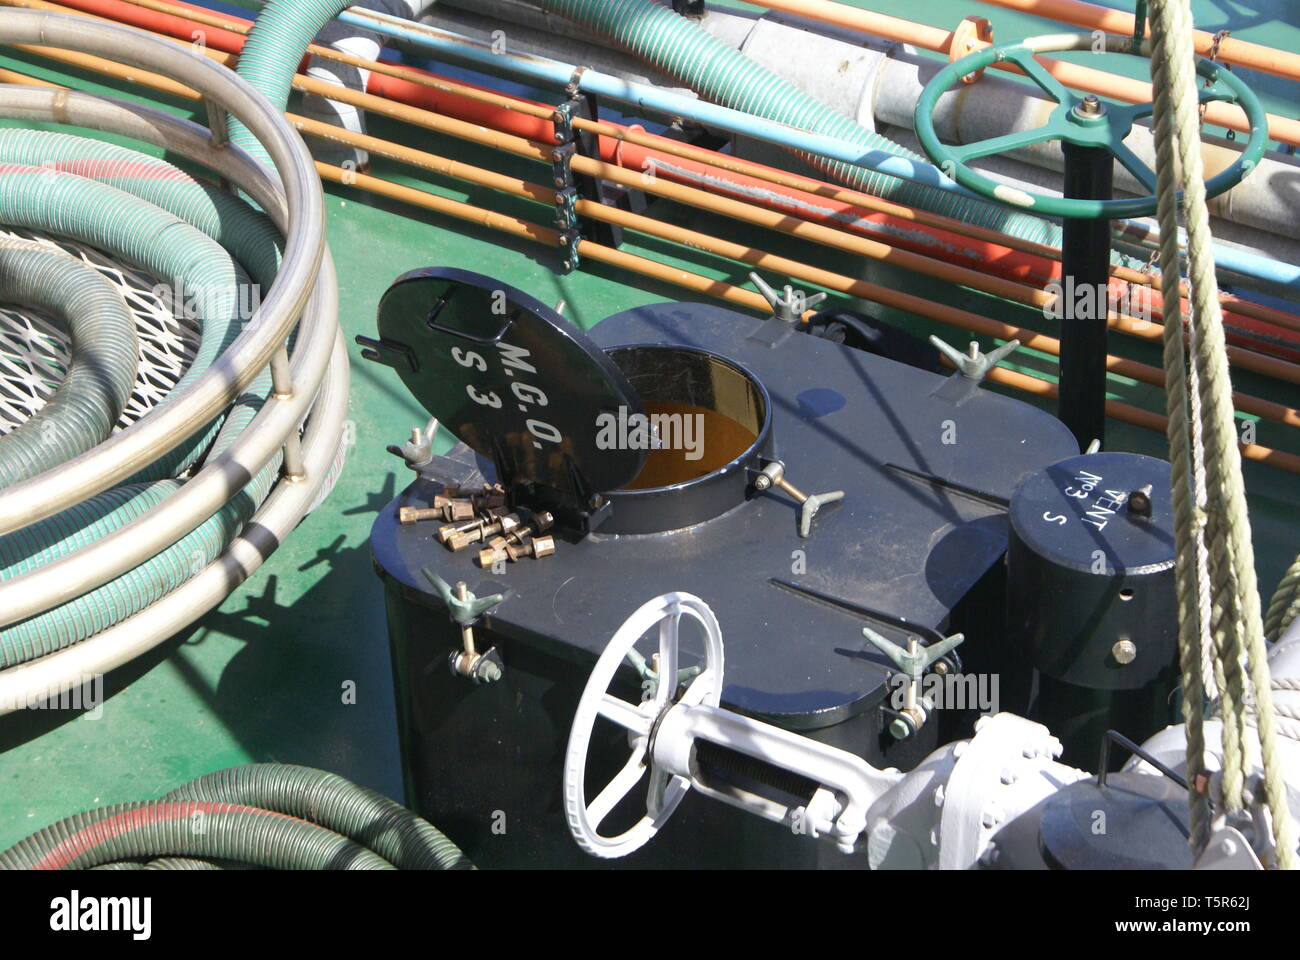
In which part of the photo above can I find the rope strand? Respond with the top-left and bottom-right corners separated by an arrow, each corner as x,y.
1149,0 -> 1295,868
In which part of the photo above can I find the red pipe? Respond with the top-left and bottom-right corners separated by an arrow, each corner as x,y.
54,0 -> 1300,360
56,0 -> 247,53
53,0 -> 1058,282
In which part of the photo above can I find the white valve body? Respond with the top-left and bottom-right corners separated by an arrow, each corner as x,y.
564,592 -> 1088,866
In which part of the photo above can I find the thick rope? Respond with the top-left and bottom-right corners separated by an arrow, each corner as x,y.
1147,10 -> 1212,849
1265,554 -> 1300,642
1149,0 -> 1296,868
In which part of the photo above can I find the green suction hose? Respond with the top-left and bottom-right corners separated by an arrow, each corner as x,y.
0,129 -> 283,287
92,857 -> 238,870
163,764 -> 471,870
0,801 -> 394,870
535,0 -> 1063,248
0,461 -> 274,668
228,0 -> 361,171
0,240 -> 138,486
0,145 -> 280,666
0,162 -> 248,481
0,764 -> 471,870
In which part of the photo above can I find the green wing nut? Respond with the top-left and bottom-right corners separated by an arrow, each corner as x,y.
421,568 -> 503,625
749,271 -> 828,324
862,626 -> 965,681
624,648 -> 703,694
753,460 -> 844,538
387,415 -> 440,470
929,336 -> 1021,382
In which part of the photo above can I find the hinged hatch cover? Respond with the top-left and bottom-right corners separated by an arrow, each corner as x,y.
367,267 -> 646,494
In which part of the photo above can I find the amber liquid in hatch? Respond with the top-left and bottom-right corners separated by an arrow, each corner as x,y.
622,401 -> 758,490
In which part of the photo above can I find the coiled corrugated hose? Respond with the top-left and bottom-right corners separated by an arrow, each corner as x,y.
0,146 -> 281,667
0,160 -> 249,481
0,764 -> 472,870
0,239 -> 138,486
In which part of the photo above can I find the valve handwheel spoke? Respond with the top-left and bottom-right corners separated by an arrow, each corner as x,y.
952,127 -> 1060,163
915,30 -> 1267,449
914,32 -> 1268,220
1111,141 -> 1159,193
1006,48 -> 1073,104
597,693 -> 654,736
564,592 -> 725,859
587,745 -> 652,828
654,611 -> 680,709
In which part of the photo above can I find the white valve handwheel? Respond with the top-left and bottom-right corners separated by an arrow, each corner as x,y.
563,592 -> 725,859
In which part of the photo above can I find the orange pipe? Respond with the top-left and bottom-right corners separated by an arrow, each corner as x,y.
281,71 -> 1300,393
977,0 -> 1300,82
7,41 -> 198,98
292,110 -> 1300,430
2,47 -> 1289,470
731,0 -> 1300,146
15,0 -> 1300,364
56,0 -> 1065,282
10,18 -> 1300,408
358,62 -> 1300,356
981,365 -> 1300,474
44,0 -> 1300,356
314,162 -> 783,316
311,160 -> 1300,477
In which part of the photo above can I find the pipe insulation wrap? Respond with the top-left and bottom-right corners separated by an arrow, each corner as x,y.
302,2 -> 427,166
0,240 -> 138,486
0,763 -> 471,870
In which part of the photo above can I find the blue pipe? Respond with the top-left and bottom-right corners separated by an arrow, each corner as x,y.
1203,242 -> 1300,292
335,7 -> 981,200
337,6 -> 1300,294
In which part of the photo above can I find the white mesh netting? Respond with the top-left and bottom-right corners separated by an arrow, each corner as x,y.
0,226 -> 202,436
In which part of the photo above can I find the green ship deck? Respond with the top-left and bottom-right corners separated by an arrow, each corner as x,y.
1,0 -> 1298,853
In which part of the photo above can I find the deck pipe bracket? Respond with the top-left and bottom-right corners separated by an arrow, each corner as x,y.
551,77 -> 629,270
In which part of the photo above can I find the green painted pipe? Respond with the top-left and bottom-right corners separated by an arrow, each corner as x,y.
0,240 -> 138,486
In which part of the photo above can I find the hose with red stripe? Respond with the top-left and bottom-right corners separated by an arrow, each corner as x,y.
0,763 -> 472,870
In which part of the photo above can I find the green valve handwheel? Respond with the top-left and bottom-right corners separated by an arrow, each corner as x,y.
913,32 -> 1269,220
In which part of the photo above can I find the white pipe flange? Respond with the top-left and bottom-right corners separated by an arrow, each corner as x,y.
563,592 -> 724,859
